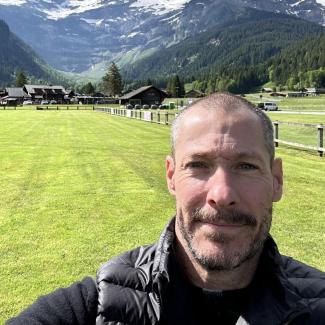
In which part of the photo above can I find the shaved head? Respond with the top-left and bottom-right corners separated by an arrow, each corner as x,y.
171,92 -> 275,161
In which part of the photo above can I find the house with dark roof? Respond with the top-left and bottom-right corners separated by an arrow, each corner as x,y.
23,85 -> 68,103
119,85 -> 167,106
0,87 -> 30,105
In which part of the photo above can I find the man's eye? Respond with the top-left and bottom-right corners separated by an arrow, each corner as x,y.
237,163 -> 257,170
186,161 -> 207,169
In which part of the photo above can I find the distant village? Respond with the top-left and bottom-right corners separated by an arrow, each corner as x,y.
0,84 -> 206,108
1,84 -> 324,109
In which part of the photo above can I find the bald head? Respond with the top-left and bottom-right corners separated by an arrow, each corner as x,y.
171,92 -> 275,161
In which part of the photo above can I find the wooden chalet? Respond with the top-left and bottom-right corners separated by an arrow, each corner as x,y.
0,87 -> 30,105
119,85 -> 167,106
23,85 -> 68,103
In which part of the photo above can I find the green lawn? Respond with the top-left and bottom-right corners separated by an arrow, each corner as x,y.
267,113 -> 325,148
0,111 -> 324,322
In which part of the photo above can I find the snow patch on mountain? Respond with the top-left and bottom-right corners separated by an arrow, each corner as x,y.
42,0 -> 105,20
81,18 -> 104,26
291,0 -> 305,6
0,0 -> 26,5
130,0 -> 191,15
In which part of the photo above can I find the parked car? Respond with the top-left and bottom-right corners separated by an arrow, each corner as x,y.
134,104 -> 141,109
41,100 -> 49,105
142,104 -> 149,109
126,104 -> 133,109
159,104 -> 169,110
23,100 -> 33,105
258,102 -> 278,111
150,104 -> 159,109
50,100 -> 57,104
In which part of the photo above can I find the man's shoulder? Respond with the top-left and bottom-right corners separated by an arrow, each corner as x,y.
97,243 -> 158,285
280,255 -> 325,299
97,219 -> 176,284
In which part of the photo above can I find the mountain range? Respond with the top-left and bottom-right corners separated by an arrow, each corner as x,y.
122,9 -> 324,83
0,19 -> 67,87
0,0 -> 324,79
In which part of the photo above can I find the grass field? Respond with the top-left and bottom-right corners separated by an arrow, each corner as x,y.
0,110 -> 324,322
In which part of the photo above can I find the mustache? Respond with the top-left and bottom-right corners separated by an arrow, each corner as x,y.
191,208 -> 257,227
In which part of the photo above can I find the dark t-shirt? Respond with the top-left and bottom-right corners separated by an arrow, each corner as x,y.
164,254 -> 252,325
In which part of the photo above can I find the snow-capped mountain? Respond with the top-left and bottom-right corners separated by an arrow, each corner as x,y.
0,0 -> 324,75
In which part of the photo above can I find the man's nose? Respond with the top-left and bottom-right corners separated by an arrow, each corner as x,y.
206,168 -> 239,208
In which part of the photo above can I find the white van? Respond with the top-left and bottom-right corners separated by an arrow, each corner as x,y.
263,102 -> 278,111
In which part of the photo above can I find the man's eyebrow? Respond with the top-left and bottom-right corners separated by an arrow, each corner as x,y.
185,151 -> 265,162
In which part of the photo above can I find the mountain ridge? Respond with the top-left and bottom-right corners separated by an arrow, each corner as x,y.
0,19 -> 68,87
123,8 -> 324,80
0,0 -> 324,75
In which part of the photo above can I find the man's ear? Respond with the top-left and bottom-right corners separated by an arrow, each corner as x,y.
166,155 -> 176,195
272,158 -> 283,202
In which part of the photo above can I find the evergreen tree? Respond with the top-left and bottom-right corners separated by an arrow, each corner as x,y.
15,70 -> 27,87
145,78 -> 153,86
206,77 -> 216,94
82,82 -> 95,95
166,77 -> 173,95
102,62 -> 123,96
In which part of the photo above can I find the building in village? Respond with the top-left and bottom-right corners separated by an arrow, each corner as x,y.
23,85 -> 70,103
304,87 -> 325,95
184,89 -> 205,98
0,87 -> 30,105
73,92 -> 115,105
119,85 -> 167,106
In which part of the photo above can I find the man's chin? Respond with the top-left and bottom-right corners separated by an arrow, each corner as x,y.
190,237 -> 262,271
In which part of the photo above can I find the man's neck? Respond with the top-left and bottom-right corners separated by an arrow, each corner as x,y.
174,236 -> 262,291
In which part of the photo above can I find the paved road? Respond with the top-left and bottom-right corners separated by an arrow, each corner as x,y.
269,111 -> 325,115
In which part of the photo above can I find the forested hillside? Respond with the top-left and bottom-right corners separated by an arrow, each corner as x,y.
268,34 -> 325,89
123,9 -> 324,93
0,20 -> 68,87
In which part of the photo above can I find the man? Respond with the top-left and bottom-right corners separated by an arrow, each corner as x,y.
7,92 -> 325,324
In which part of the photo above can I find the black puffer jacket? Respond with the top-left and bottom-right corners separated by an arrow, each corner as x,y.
96,218 -> 325,324
7,219 -> 325,324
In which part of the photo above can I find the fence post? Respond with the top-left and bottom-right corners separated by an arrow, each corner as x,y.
318,124 -> 323,157
165,112 -> 169,125
273,121 -> 279,147
157,112 -> 160,124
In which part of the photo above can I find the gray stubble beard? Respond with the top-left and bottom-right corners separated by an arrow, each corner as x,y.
177,207 -> 272,271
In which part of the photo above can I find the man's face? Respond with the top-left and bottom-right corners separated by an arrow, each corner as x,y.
166,106 -> 283,271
